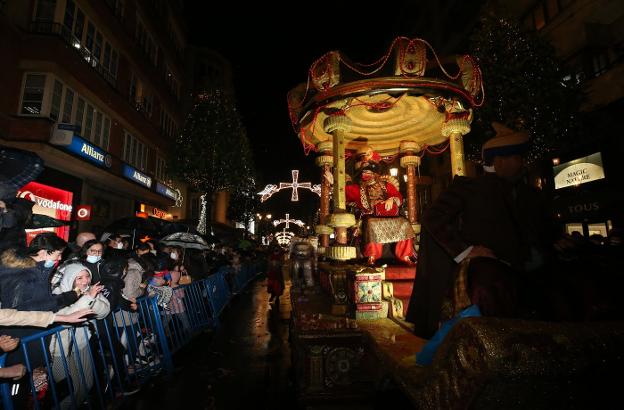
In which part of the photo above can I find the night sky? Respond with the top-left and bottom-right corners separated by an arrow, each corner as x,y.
184,1 -> 485,222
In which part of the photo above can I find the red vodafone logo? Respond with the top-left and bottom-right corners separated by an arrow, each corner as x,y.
76,205 -> 92,221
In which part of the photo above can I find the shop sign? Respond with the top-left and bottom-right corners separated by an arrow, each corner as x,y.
17,181 -> 73,242
156,182 -> 178,200
123,164 -> 152,188
554,152 -> 605,189
64,135 -> 112,168
76,205 -> 92,221
152,207 -> 168,219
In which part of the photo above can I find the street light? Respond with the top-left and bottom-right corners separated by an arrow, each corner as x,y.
266,214 -> 272,219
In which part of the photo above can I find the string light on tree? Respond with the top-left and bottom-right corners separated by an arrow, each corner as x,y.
273,213 -> 305,229
257,170 -> 321,202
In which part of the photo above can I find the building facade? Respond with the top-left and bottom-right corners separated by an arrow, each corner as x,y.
509,0 -> 624,236
0,0 -> 189,238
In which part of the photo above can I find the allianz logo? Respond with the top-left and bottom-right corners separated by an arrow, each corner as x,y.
133,170 -> 151,185
80,143 -> 105,162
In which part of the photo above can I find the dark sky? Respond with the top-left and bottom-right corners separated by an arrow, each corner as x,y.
183,1 -> 485,222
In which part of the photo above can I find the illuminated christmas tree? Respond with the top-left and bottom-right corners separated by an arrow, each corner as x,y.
170,89 -> 257,233
467,14 -> 582,163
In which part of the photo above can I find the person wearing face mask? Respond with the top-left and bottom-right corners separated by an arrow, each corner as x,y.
0,232 -> 79,312
51,239 -> 104,291
0,233 -> 81,371
103,233 -> 128,259
406,132 -> 555,339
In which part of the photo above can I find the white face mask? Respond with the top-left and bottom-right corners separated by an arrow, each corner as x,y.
116,242 -> 124,249
150,250 -> 157,255
86,255 -> 101,264
170,252 -> 178,260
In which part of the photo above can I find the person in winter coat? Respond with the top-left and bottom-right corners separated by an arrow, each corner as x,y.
0,233 -> 77,312
49,262 -> 108,409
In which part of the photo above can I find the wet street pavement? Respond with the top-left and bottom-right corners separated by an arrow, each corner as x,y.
121,274 -> 296,410
120,273 -> 414,410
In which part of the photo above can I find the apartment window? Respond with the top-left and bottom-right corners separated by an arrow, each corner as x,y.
123,132 -> 148,170
74,9 -> 84,40
527,0 -> 568,31
20,74 -> 46,115
103,43 -> 111,68
49,79 -> 63,121
155,155 -> 167,181
135,16 -> 158,66
61,88 -> 74,123
94,32 -> 103,61
85,23 -> 94,50
75,97 -> 85,130
63,0 -> 75,32
20,73 -> 112,147
102,117 -> 111,149
34,0 -> 56,21
84,104 -> 94,139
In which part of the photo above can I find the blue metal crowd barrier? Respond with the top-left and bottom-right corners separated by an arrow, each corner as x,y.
0,262 -> 263,410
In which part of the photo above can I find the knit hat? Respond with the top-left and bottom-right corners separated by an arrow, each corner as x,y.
57,262 -> 92,293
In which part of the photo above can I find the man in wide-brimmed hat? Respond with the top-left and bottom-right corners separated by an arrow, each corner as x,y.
406,131 -> 553,339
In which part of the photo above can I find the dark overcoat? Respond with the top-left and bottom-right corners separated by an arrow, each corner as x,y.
406,173 -> 550,338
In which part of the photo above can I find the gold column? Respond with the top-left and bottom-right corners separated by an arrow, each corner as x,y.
323,114 -> 356,261
399,141 -> 422,225
315,141 -> 334,251
441,114 -> 471,177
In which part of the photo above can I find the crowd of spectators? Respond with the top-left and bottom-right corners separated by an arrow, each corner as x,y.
0,206 -> 263,406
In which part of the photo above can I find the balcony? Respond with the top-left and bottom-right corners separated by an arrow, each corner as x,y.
29,21 -> 117,88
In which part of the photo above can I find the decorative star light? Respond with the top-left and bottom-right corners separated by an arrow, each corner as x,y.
273,213 -> 305,229
257,170 -> 321,202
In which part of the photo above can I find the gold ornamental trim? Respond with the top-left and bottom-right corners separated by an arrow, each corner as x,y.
329,213 -> 356,228
317,246 -> 326,255
315,155 -> 334,167
327,245 -> 357,261
317,141 -> 333,153
411,223 -> 421,234
441,117 -> 471,137
315,224 -> 334,235
399,140 -> 422,153
400,155 -> 421,168
323,114 -> 352,134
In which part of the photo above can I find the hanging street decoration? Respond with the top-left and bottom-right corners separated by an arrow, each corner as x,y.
257,170 -> 321,202
276,228 -> 295,245
273,213 -> 305,229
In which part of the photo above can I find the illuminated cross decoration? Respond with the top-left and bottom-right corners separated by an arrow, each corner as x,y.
257,170 -> 321,202
273,213 -> 305,230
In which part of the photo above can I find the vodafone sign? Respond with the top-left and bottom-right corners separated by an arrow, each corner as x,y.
76,205 -> 92,221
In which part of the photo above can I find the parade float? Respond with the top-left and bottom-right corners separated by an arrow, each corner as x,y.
285,36 -> 483,405
285,37 -> 623,409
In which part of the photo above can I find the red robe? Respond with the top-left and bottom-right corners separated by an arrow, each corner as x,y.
345,180 -> 413,262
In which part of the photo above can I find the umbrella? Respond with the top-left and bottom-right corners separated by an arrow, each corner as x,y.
0,146 -> 44,197
160,232 -> 210,250
26,213 -> 69,229
104,216 -> 159,235
160,221 -> 199,236
104,216 -> 160,248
